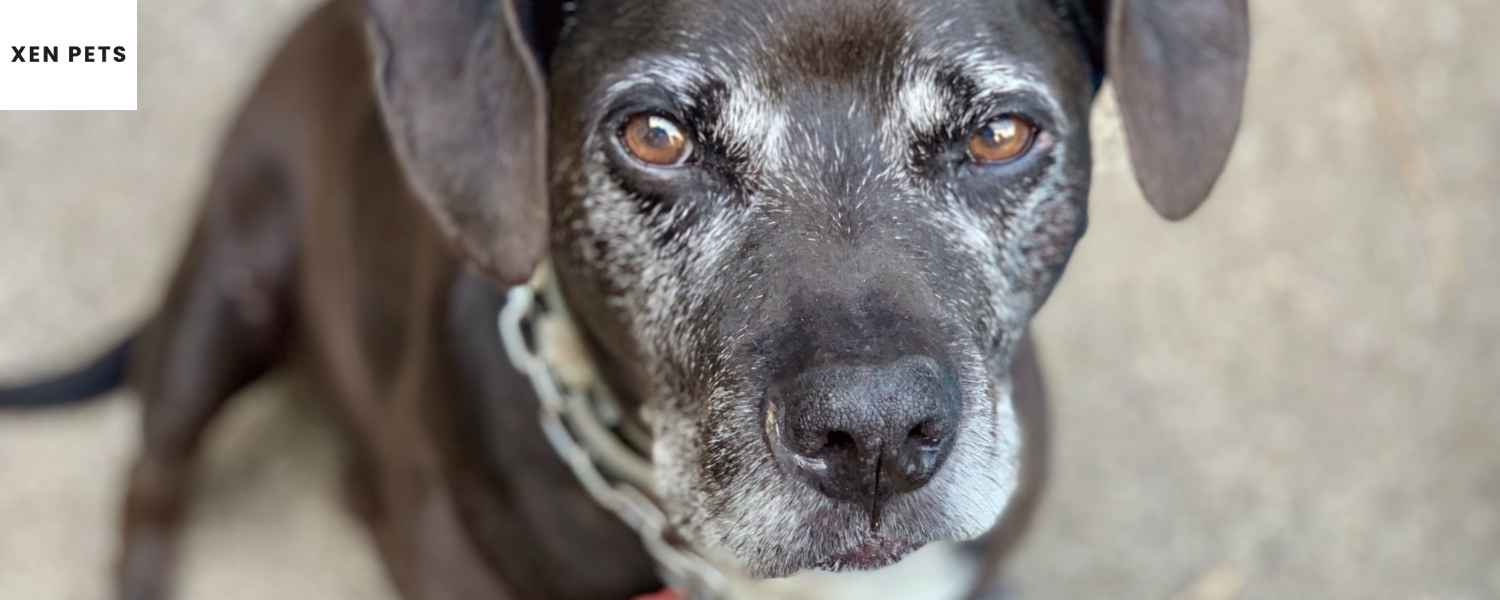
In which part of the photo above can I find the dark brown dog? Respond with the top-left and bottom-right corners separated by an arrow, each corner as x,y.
1,0 -> 1248,598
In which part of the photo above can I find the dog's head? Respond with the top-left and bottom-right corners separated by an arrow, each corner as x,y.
366,0 -> 1249,577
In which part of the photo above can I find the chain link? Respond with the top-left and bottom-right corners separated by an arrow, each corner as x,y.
498,271 -> 733,600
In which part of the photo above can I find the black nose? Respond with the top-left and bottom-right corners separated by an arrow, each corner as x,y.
766,356 -> 961,503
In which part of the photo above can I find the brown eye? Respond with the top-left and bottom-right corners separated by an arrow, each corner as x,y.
967,115 -> 1037,164
621,114 -> 692,166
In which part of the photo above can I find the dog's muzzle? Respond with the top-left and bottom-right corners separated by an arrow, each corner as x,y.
501,266 -> 985,599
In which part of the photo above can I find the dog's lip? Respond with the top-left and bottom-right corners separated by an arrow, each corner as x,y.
809,536 -> 918,572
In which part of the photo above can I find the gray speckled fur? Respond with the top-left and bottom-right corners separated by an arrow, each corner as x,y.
547,0 -> 1095,578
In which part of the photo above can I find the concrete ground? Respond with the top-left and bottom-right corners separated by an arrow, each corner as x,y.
2,1 -> 1496,599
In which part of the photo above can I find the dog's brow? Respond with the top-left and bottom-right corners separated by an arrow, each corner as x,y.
719,80 -> 788,169
602,56 -> 719,108
949,49 -> 1064,119
891,50 -> 1066,141
894,74 -> 953,135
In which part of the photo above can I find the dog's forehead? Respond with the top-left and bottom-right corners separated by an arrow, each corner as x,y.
574,0 -> 1070,100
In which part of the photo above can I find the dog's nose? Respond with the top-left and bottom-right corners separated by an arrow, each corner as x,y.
767,356 -> 960,503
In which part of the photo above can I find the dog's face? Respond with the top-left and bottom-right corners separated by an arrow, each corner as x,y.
368,0 -> 1246,580
547,0 -> 1092,576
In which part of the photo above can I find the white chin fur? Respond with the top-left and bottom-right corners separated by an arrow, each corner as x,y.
745,543 -> 981,600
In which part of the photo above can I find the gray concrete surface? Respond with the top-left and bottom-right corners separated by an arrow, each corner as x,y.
2,1 -> 1496,598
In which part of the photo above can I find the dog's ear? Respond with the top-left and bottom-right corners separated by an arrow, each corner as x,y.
1107,0 -> 1250,220
364,0 -> 547,283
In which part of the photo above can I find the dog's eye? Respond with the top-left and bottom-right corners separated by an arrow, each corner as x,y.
620,114 -> 692,167
967,115 -> 1037,164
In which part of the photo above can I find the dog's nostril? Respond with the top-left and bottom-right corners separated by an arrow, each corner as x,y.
822,430 -> 856,454
907,420 -> 943,448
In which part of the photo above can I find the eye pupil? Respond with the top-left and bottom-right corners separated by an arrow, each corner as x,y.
968,115 -> 1036,164
623,114 -> 691,166
644,119 -> 674,146
985,120 -> 1017,144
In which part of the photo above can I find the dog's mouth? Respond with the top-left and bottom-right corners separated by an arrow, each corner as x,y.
808,536 -> 919,572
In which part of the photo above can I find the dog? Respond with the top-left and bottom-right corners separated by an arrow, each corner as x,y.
0,0 -> 1248,598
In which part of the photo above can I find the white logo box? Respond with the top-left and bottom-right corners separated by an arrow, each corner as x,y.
0,0 -> 137,111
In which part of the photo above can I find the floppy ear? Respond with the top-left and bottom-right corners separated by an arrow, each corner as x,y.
1107,0 -> 1250,220
364,0 -> 547,283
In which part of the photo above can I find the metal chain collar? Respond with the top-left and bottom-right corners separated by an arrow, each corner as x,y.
497,266 -> 733,600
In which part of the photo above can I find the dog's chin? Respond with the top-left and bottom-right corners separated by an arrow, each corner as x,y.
729,538 -> 939,580
731,532 -> 936,579
807,537 -> 921,573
